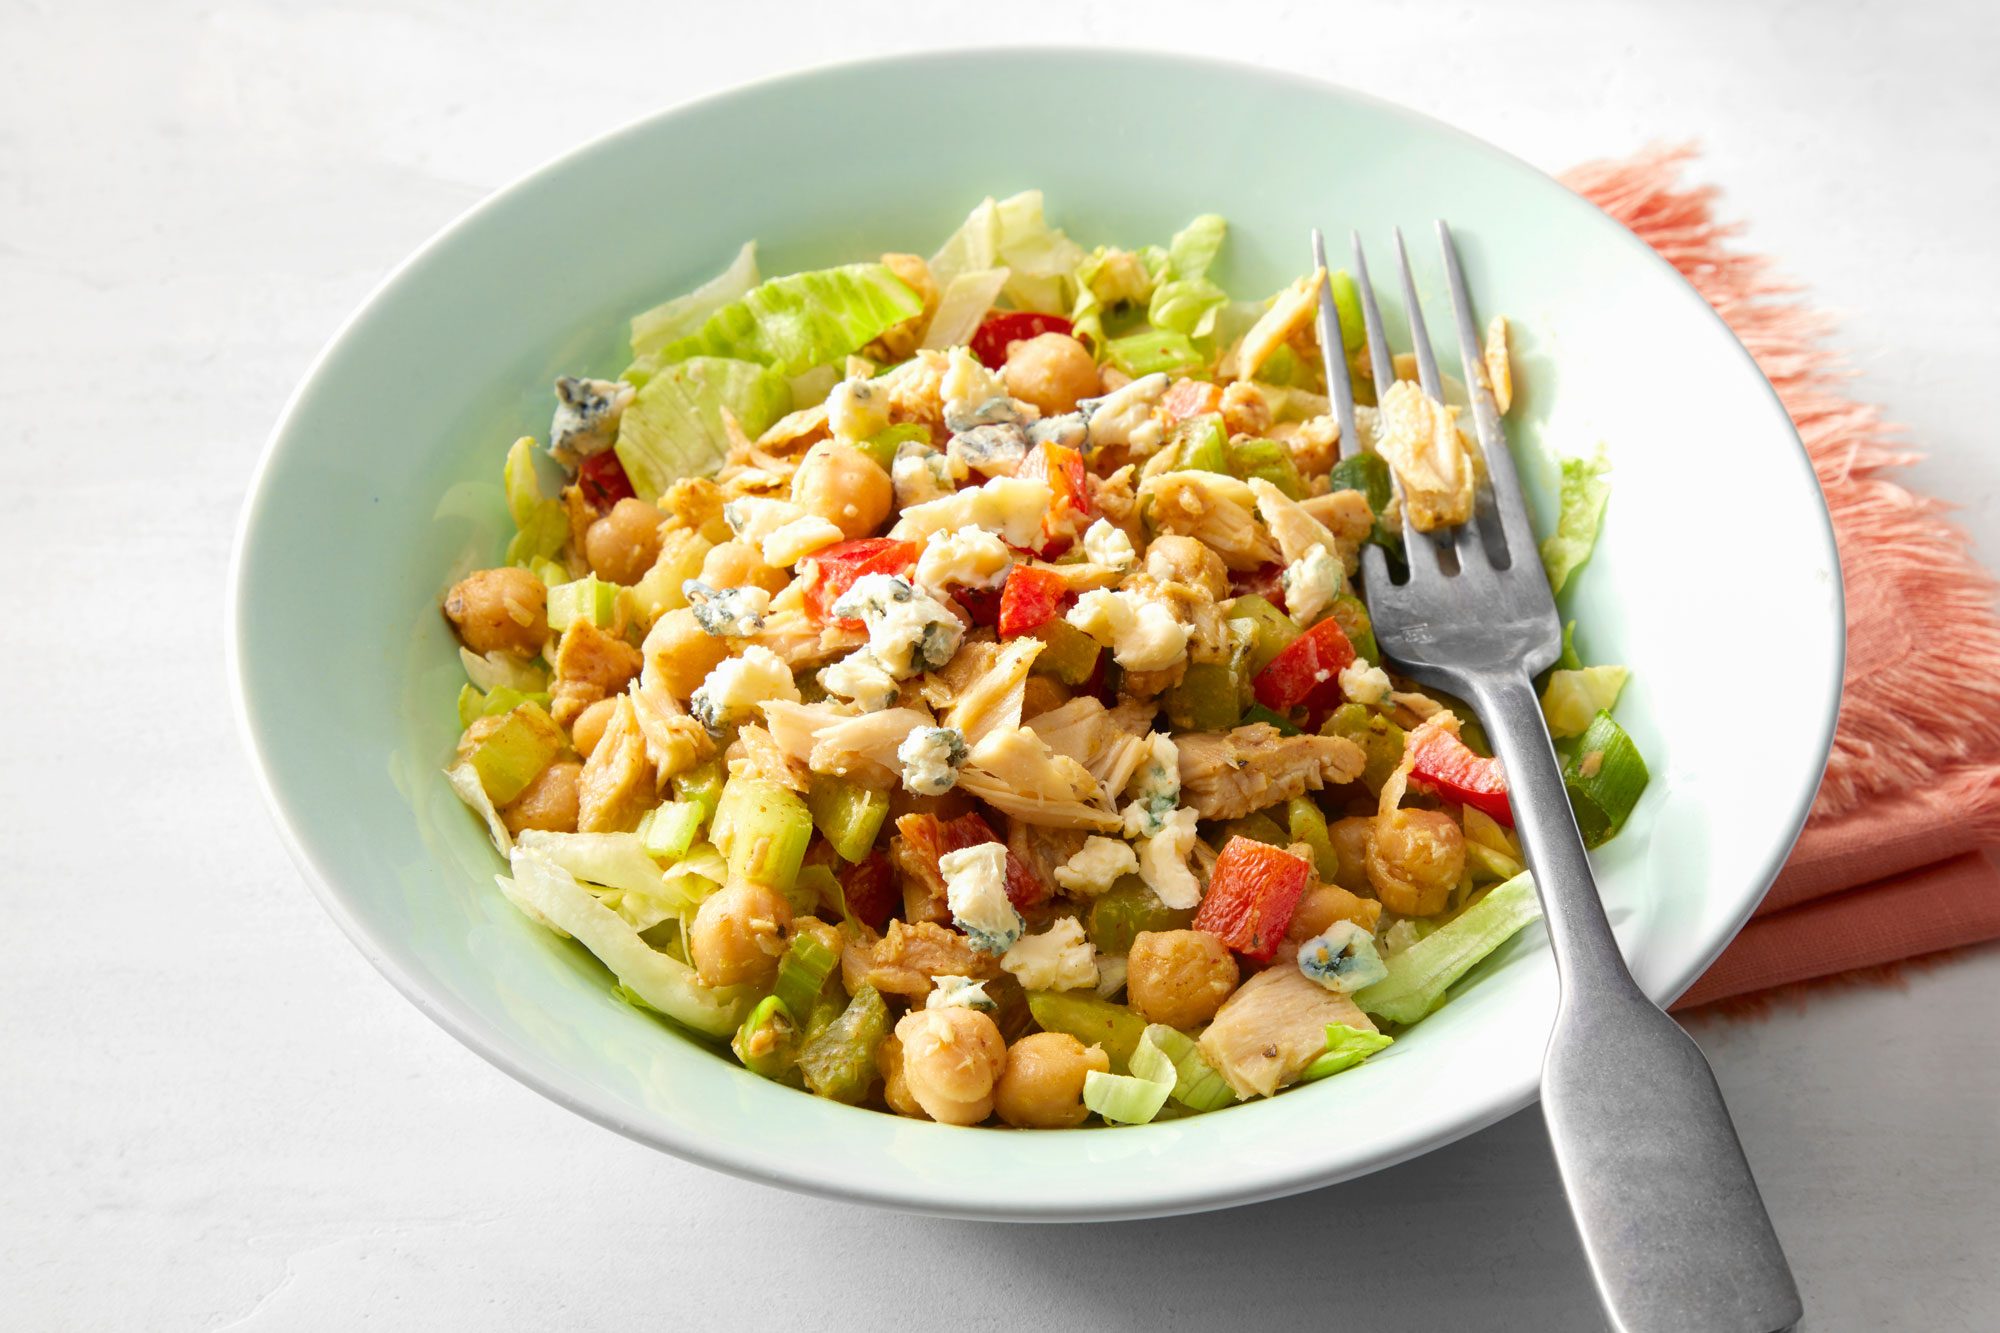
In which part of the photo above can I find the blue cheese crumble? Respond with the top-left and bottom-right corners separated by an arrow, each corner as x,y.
827,376 -> 891,442
1078,372 -> 1168,457
1053,836 -> 1139,896
1135,806 -> 1202,910
1000,916 -> 1098,991
897,726 -> 967,796
1281,544 -> 1345,626
1120,732 -> 1181,838
891,446 -> 963,509
915,529 -> 1013,597
939,843 -> 1024,955
688,645 -> 800,733
925,975 -> 998,1011
681,580 -> 771,637
1338,658 -> 1393,707
548,376 -> 634,466
1080,518 -> 1137,572
830,573 -> 965,678
1297,921 -> 1389,994
1067,588 -> 1188,672
817,649 -> 901,712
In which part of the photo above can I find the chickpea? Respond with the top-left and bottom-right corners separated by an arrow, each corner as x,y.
1286,881 -> 1383,941
688,880 -> 793,989
1328,816 -> 1375,894
791,439 -> 893,540
584,497 -> 665,585
501,760 -> 581,835
994,1031 -> 1107,1129
1145,534 -> 1229,600
569,697 -> 618,759
877,1032 -> 927,1119
443,566 -> 546,658
1366,810 -> 1466,917
1127,929 -> 1240,1029
894,1007 -> 1008,1126
1003,332 -> 1099,417
640,607 -> 730,699
699,539 -> 788,595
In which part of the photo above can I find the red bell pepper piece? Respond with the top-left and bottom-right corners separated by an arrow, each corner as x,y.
1407,723 -> 1515,827
800,538 -> 921,627
1161,379 -> 1223,421
895,811 -> 1046,911
840,850 -> 899,931
1191,837 -> 1313,962
969,311 -> 1075,369
576,450 -> 635,509
1017,439 -> 1093,552
1252,615 -> 1356,713
997,565 -> 1071,639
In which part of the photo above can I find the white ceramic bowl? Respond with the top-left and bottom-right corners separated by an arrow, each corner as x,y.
231,49 -> 1843,1220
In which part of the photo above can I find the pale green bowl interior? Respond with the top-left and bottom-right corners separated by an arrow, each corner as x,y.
232,50 -> 1842,1219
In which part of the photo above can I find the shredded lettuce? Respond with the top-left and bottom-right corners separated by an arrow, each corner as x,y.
629,241 -> 760,363
498,849 -> 749,1037
1540,448 -> 1611,595
1354,873 -> 1543,1024
459,645 -> 545,694
930,191 -> 1083,316
613,356 -> 792,502
1297,1023 -> 1394,1082
1541,664 -> 1629,739
1147,214 -> 1228,339
446,762 -> 513,856
1142,1023 -> 1236,1112
921,268 -> 1012,350
1082,1025 -> 1177,1124
652,263 -> 924,378
502,436 -> 567,565
512,829 -> 714,910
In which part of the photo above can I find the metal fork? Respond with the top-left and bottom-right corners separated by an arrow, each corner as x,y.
1313,225 -> 1803,1333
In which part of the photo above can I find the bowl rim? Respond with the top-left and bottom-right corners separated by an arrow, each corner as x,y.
228,44 -> 1844,1221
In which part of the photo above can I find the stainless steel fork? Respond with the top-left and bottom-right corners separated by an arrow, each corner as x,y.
1314,225 -> 1803,1333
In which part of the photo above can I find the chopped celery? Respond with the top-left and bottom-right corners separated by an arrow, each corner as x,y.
640,800 -> 704,862
467,703 -> 565,805
1240,703 -> 1301,736
673,759 -> 727,826
1142,1024 -> 1237,1112
797,984 -> 889,1103
1327,450 -> 1392,512
1226,437 -> 1305,499
731,995 -> 800,1082
1028,619 -> 1102,685
1287,796 -> 1338,881
1255,344 -> 1304,388
713,778 -> 814,894
1228,594 -> 1299,677
773,930 -> 842,1022
1297,1024 -> 1394,1082
456,684 -> 485,730
1086,875 -> 1195,956
1082,1027 -> 1176,1125
805,776 -> 890,863
1027,989 -> 1149,1074
1216,810 -> 1287,847
1353,873 -> 1542,1024
788,863 -> 841,919
546,575 -> 620,631
1563,711 -> 1649,847
1329,270 -> 1365,352
1170,414 -> 1229,475
853,422 -> 930,473
1161,660 -> 1242,732
479,685 -> 552,719
1328,594 -> 1379,664
1106,329 -> 1205,378
1322,703 -> 1407,794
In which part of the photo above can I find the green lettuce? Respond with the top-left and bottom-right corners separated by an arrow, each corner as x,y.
1297,1024 -> 1395,1082
1540,448 -> 1611,595
930,190 -> 1085,315
653,263 -> 923,377
1148,214 -> 1228,338
613,356 -> 791,501
1354,873 -> 1543,1024
629,241 -> 760,363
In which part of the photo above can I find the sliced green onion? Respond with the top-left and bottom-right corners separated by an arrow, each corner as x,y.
466,702 -> 565,805
796,984 -> 889,1104
1084,876 -> 1195,959
1142,1024 -> 1237,1112
1240,703 -> 1301,736
712,778 -> 814,894
1286,795 -> 1338,881
640,799 -> 705,862
546,575 -> 620,632
731,994 -> 800,1082
1329,270 -> 1365,352
1297,1023 -> 1393,1082
1563,711 -> 1649,847
1161,660 -> 1242,732
1027,988 -> 1149,1074
773,930 -> 842,1023
1105,329 -> 1205,378
805,776 -> 890,863
1557,619 -> 1583,672
1082,1026 -> 1176,1125
1353,872 -> 1542,1024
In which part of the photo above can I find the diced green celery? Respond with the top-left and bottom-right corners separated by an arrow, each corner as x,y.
1171,414 -> 1229,474
713,778 -> 814,894
1327,450 -> 1392,512
1229,593 -> 1299,677
530,557 -> 569,590
479,685 -> 552,719
1322,703 -> 1406,794
1240,703 -> 1301,735
1329,271 -> 1365,352
1028,619 -> 1102,685
456,684 -> 486,730
1027,990 -> 1150,1075
797,984 -> 889,1103
805,776 -> 890,863
1162,660 -> 1242,732
1563,711 -> 1649,847
987,974 -> 1036,1043
731,995 -> 800,1082
1287,796 -> 1338,881
467,703 -> 565,805
641,799 -> 704,862
1297,1023 -> 1394,1081
1226,437 -> 1305,499
1216,810 -> 1288,848
546,575 -> 619,631
673,759 -> 727,825
1328,594 -> 1379,664
624,530 -> 712,625
852,422 -> 930,473
1086,875 -> 1196,956
1255,344 -> 1304,387
1105,329 -> 1205,378
788,863 -> 840,919
1141,1024 -> 1237,1112
1353,873 -> 1542,1024
773,930 -> 842,1022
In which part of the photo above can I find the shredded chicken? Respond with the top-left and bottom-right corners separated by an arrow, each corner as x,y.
1374,380 -> 1475,531
1007,818 -> 1089,896
662,476 -> 731,542
761,701 -> 931,788
1482,315 -> 1513,414
1139,470 -> 1279,570
840,920 -> 1000,1001
1176,723 -> 1367,820
576,695 -> 653,833
1026,697 -> 1154,797
726,722 -> 811,791
958,729 -> 1121,832
938,636 -> 1041,749
1223,268 -> 1325,382
630,672 -> 713,786
549,620 -> 643,727
1198,964 -> 1378,1099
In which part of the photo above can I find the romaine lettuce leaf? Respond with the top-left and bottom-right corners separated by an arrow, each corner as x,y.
922,268 -> 1012,350
629,241 -> 760,363
613,356 -> 791,501
1540,448 -> 1611,595
1353,873 -> 1543,1024
931,191 -> 1084,316
502,436 -> 567,565
654,264 -> 923,377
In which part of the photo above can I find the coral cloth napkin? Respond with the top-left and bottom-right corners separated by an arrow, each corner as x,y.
1561,147 -> 2000,1012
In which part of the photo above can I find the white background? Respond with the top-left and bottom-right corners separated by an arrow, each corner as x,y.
5,2 -> 1998,1328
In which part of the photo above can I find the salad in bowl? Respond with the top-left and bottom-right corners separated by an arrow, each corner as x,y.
439,191 -> 1643,1130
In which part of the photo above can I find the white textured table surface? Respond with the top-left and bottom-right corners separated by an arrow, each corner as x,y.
7,3 -> 1999,1329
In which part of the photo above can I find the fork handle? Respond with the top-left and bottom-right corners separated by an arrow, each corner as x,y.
1469,671 -> 1803,1333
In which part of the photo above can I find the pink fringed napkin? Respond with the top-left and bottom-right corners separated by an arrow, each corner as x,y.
1560,146 -> 2000,1012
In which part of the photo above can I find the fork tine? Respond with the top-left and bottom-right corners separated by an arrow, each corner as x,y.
1436,221 -> 1539,565
1349,232 -> 1396,395
1392,228 -> 1446,403
1311,230 -> 1360,461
